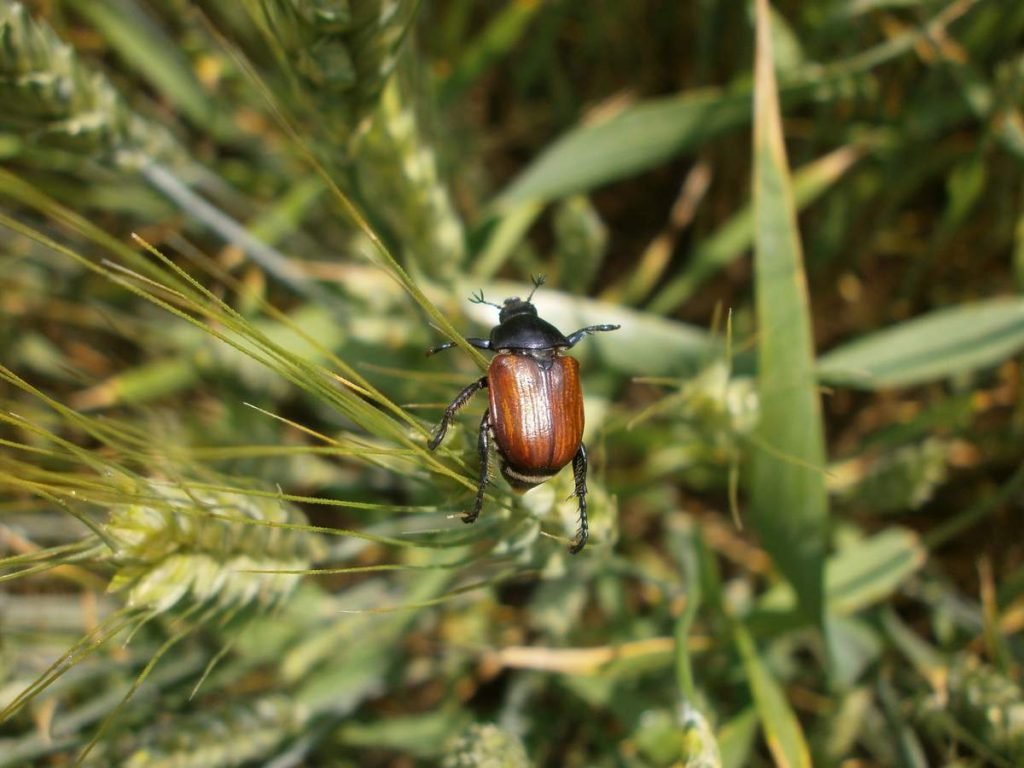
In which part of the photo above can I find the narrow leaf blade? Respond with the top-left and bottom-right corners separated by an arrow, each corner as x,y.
749,0 -> 828,628
734,622 -> 812,768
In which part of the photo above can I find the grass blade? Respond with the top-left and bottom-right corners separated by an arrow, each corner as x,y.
826,528 -> 926,616
733,621 -> 812,768
749,0 -> 828,629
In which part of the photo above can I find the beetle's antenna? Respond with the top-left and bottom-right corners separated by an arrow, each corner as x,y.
469,289 -> 502,310
526,274 -> 546,302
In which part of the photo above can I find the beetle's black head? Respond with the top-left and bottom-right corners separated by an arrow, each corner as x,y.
471,276 -> 569,351
497,296 -> 538,324
469,275 -> 545,325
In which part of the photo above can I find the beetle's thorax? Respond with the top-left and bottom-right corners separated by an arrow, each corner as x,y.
490,300 -> 569,352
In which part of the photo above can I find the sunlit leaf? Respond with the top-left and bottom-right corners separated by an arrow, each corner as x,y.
817,298 -> 1024,389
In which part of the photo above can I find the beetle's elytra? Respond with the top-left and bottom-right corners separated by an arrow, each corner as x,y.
488,354 -> 583,484
427,276 -> 619,553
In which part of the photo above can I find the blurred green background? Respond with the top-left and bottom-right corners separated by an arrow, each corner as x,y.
1,0 -> 1023,765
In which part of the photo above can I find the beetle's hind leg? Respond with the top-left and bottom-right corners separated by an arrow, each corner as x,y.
568,443 -> 589,554
429,376 -> 487,450
464,410 -> 492,524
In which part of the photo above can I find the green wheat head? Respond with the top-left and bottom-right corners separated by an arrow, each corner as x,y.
252,0 -> 467,278
117,696 -> 308,768
254,0 -> 415,133
0,0 -> 183,169
105,481 -> 326,616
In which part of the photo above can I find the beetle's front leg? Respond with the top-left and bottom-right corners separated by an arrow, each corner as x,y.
564,324 -> 620,348
569,443 -> 589,554
429,377 -> 488,450
426,337 -> 492,356
464,410 -> 492,524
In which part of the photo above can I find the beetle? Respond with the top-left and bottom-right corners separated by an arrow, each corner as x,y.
427,276 -> 619,553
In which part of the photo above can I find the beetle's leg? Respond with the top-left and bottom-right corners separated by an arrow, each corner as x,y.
568,443 -> 589,554
464,410 -> 492,524
564,324 -> 621,348
427,341 -> 457,356
429,376 -> 488,450
426,337 -> 492,356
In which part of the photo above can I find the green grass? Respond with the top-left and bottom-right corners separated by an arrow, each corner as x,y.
2,0 -> 1023,765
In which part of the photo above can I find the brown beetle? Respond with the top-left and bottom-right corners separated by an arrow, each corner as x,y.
428,277 -> 619,553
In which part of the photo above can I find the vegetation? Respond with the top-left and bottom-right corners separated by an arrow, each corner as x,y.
1,0 -> 1022,765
